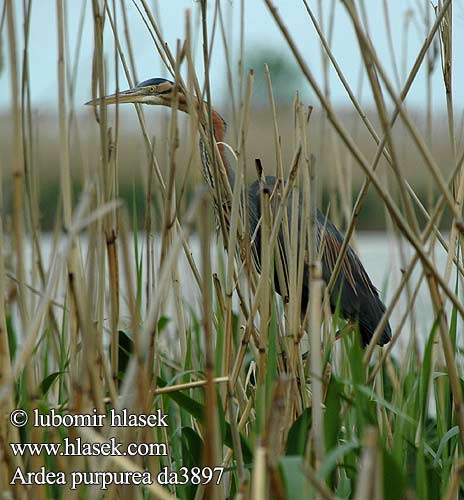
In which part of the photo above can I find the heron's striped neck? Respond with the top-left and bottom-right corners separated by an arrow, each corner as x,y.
174,93 -> 234,190
198,109 -> 234,191
211,110 -> 229,179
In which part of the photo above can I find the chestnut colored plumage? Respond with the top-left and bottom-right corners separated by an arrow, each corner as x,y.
86,78 -> 391,346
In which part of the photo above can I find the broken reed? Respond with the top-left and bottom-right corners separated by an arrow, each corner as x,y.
1,0 -> 463,499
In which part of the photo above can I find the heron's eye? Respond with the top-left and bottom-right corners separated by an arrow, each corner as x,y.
149,86 -> 155,93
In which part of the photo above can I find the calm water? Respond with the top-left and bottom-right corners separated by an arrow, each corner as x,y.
17,232 -> 463,353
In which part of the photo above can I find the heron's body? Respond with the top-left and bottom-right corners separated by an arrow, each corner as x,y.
247,177 -> 391,346
87,77 -> 391,347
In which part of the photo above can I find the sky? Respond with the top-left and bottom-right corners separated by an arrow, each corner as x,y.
1,0 -> 464,113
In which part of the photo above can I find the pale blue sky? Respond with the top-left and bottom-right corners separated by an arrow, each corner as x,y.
1,0 -> 464,112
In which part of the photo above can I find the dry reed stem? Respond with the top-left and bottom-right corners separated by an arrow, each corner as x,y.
354,428 -> 379,500
217,3 -> 238,135
309,262 -> 324,467
76,427 -> 178,500
0,4 -> 22,479
264,64 -> 284,181
230,145 -> 303,391
426,274 -> 464,447
301,464 -> 334,500
296,103 -> 313,410
3,1 -> 462,497
226,385 -> 248,494
103,1 -> 122,392
166,48 -> 188,360
0,229 -> 24,492
264,0 -> 464,320
443,459 -> 464,500
287,98 -> 304,387
263,378 -> 289,500
102,3 -> 221,345
104,0 -> 170,201
258,188 -> 271,387
0,190 -> 94,404
251,445 -> 267,500
439,2 -> 459,286
119,0 -> 138,82
347,0 -> 420,238
222,71 -> 254,388
200,0 -> 229,244
382,0 -> 401,90
344,1 -> 459,220
198,195 -> 221,500
266,0 -> 464,452
368,269 -> 424,384
305,0 -> 459,303
21,0 -> 63,366
6,0 -> 28,333
364,148 -> 464,358
116,190 -> 205,421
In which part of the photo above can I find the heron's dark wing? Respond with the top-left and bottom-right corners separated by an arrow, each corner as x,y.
315,211 -> 391,346
247,178 -> 269,273
247,176 -> 289,298
247,176 -> 391,346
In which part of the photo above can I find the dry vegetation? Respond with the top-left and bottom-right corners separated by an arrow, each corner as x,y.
0,0 -> 463,499
0,108 -> 457,231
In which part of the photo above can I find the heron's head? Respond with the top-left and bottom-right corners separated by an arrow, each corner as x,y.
85,78 -> 184,108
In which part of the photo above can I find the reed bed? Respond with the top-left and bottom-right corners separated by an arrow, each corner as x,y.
0,1 -> 463,499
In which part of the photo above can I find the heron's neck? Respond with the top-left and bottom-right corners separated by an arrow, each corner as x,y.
209,110 -> 234,187
176,95 -> 234,188
183,100 -> 234,184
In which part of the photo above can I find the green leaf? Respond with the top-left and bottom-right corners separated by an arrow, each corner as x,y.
157,376 -> 204,420
181,426 -> 203,465
318,439 -> 359,481
420,321 -> 437,423
266,302 -> 278,411
339,381 -> 415,424
157,376 -> 253,463
349,332 -> 366,386
286,408 -> 311,456
118,330 -> 134,382
324,376 -> 342,453
279,456 -> 309,498
434,426 -> 459,466
450,264 -> 459,350
40,372 -> 64,396
383,446 -> 407,500
178,427 -> 204,500
157,316 -> 170,333
6,315 -> 17,361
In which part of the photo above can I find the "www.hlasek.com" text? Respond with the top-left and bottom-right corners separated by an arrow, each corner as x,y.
10,437 -> 167,457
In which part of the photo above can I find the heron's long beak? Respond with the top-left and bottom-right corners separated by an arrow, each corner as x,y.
85,87 -> 154,106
